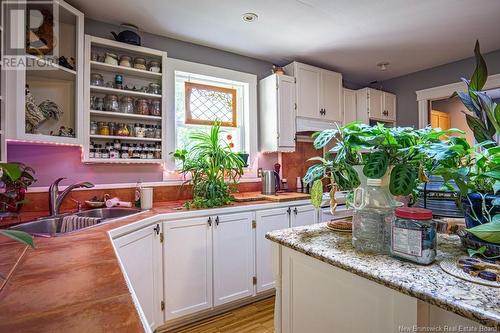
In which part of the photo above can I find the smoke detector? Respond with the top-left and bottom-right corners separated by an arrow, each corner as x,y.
242,13 -> 258,23
377,62 -> 390,71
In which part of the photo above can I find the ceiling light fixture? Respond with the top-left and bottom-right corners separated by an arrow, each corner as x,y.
242,13 -> 258,23
377,62 -> 390,71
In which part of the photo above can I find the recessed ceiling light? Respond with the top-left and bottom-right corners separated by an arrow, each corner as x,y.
242,13 -> 258,23
377,62 -> 390,71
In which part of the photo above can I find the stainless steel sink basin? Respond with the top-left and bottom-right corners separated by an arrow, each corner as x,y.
10,208 -> 142,237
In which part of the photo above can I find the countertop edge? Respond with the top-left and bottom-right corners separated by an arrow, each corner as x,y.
266,232 -> 500,329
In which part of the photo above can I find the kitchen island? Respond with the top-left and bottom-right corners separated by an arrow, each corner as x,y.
267,223 -> 500,333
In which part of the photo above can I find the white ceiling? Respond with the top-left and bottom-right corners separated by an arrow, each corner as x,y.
69,0 -> 500,84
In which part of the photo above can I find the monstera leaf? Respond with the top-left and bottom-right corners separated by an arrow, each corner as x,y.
389,164 -> 417,196
363,151 -> 388,178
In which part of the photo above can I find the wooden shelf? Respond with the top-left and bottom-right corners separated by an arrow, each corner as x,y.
89,110 -> 162,121
84,158 -> 163,164
26,55 -> 77,81
90,85 -> 162,98
90,134 -> 162,142
90,61 -> 162,79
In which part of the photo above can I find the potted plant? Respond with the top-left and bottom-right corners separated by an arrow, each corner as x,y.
173,122 -> 245,209
0,163 -> 35,248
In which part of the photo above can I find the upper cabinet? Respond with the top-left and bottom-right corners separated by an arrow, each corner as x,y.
343,88 -> 357,125
284,61 -> 343,123
259,74 -> 296,152
356,88 -> 397,124
5,1 -> 84,145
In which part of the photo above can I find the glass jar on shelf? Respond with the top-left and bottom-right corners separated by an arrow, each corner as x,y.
144,125 -> 155,138
149,99 -> 161,116
148,61 -> 161,73
127,123 -> 135,137
148,83 -> 161,95
105,94 -> 119,112
154,143 -> 162,159
147,145 -> 154,159
134,123 -> 145,138
136,99 -> 149,115
113,139 -> 121,150
119,55 -> 132,68
92,96 -> 104,111
154,125 -> 161,139
89,149 -> 95,159
90,73 -> 104,86
108,122 -> 116,136
134,57 -> 147,70
120,96 -> 134,114
116,123 -> 130,137
98,122 -> 110,136
121,144 -> 129,159
140,144 -> 147,159
351,178 -> 401,254
90,121 -> 98,135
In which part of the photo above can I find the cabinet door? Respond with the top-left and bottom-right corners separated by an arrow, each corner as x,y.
383,92 -> 397,121
368,89 -> 384,120
114,224 -> 163,330
213,212 -> 255,306
277,75 -> 297,148
163,217 -> 213,321
295,63 -> 321,119
256,208 -> 290,292
291,204 -> 318,227
343,88 -> 357,125
321,70 -> 343,122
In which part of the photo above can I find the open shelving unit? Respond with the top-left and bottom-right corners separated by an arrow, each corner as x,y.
4,1 -> 84,146
83,35 -> 167,164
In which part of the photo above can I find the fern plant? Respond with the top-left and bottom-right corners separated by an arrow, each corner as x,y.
173,122 -> 244,209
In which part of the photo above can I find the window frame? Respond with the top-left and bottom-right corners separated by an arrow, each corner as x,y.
184,81 -> 238,128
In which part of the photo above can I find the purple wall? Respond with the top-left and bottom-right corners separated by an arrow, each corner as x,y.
7,143 -> 165,186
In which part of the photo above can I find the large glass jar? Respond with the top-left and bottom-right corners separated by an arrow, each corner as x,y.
92,96 -> 104,111
98,122 -> 110,136
116,123 -> 130,137
90,121 -> 98,135
120,96 -> 134,114
390,207 -> 437,265
149,100 -> 161,116
90,73 -> 104,86
148,83 -> 161,95
136,99 -> 149,115
105,95 -> 119,112
352,178 -> 400,254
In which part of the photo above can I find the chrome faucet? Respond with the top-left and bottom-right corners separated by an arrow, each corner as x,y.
48,177 -> 94,216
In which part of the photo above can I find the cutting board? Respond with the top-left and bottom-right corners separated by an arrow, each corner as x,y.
233,192 -> 265,202
259,192 -> 311,202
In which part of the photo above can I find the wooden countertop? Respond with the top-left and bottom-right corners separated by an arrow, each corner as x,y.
0,197 -> 301,332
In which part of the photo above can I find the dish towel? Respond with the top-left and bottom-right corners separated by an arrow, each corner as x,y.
60,215 -> 102,233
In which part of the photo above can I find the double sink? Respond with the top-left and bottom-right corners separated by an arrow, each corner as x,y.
10,207 -> 142,237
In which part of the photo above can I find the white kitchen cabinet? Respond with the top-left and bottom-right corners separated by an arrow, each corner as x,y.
284,61 -> 343,123
259,74 -> 296,152
255,207 -> 290,293
343,88 -> 357,125
163,217 -> 213,321
356,88 -> 397,123
213,212 -> 255,306
290,204 -> 318,227
114,223 -> 163,330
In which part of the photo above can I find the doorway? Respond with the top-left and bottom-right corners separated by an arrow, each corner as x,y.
429,96 -> 473,144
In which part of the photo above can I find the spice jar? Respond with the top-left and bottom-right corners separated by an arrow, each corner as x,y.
140,144 -> 147,159
92,96 -> 104,110
113,139 -> 121,150
148,83 -> 161,95
149,100 -> 161,116
108,122 -> 116,136
119,55 -> 132,68
134,123 -> 145,138
101,149 -> 110,159
121,144 -> 129,159
98,122 -> 110,136
154,125 -> 161,139
120,96 -> 134,114
390,207 -> 437,265
90,73 -> 104,86
105,94 -> 119,112
116,123 -> 130,137
154,143 -> 162,159
110,149 -> 120,159
89,149 -> 95,159
136,99 -> 149,115
148,61 -> 161,73
90,121 -> 98,135
147,145 -> 154,159
134,57 -> 147,70
115,74 -> 123,90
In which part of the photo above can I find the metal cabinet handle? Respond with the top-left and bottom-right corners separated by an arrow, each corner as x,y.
293,207 -> 298,215
153,224 -> 160,235
383,110 -> 389,116
208,217 -> 212,227
215,216 -> 220,226
287,207 -> 291,215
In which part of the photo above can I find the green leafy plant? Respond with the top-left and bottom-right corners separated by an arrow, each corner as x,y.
173,122 -> 244,209
0,163 -> 35,248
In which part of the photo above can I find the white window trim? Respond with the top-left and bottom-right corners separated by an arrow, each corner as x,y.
416,73 -> 500,129
164,58 -> 258,180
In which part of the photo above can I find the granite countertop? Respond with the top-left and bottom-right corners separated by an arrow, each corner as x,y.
266,223 -> 500,329
0,196 -> 300,332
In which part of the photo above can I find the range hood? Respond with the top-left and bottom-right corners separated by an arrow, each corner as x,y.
296,117 -> 340,132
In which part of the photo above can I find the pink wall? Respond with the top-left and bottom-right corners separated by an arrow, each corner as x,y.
8,142 -> 279,187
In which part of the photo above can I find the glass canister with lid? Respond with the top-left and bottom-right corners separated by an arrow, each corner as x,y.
390,207 -> 437,265
352,178 -> 400,254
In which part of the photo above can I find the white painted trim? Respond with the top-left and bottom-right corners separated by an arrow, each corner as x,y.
416,73 -> 500,128
26,176 -> 261,193
164,58 -> 258,176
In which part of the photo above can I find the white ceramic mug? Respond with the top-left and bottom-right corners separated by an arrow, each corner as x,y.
141,187 -> 153,210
